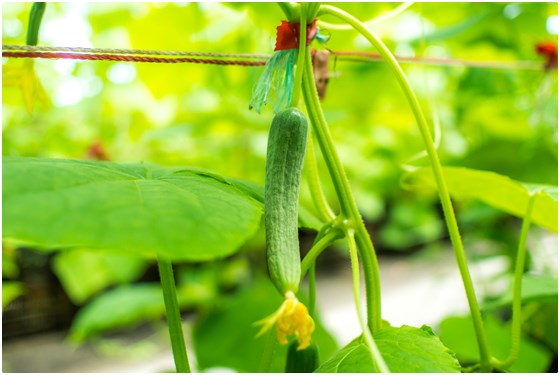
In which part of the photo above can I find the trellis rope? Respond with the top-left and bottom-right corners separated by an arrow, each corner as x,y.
333,50 -> 543,70
2,51 -> 268,66
2,44 -> 271,59
1,44 -> 546,70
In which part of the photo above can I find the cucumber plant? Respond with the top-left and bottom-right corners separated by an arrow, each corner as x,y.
2,2 -> 557,373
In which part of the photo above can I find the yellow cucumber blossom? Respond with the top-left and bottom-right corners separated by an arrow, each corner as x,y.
255,291 -> 315,350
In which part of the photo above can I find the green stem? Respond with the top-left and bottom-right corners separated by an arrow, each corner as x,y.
26,2 -> 46,46
320,4 -> 492,370
301,60 -> 353,219
308,263 -> 317,316
307,3 -> 321,19
157,259 -> 191,373
306,134 -> 337,222
291,3 -> 308,107
277,2 -> 297,21
317,2 -> 413,30
494,194 -> 538,370
301,228 -> 342,277
346,230 -> 390,373
258,329 -> 277,373
301,47 -> 382,333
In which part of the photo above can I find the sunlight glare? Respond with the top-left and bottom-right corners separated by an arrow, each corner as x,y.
547,15 -> 559,35
53,78 -> 85,107
107,63 -> 137,85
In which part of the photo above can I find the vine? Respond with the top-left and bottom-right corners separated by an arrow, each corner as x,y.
317,4 -> 493,371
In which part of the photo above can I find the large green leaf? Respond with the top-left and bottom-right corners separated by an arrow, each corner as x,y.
52,248 -> 148,304
192,276 -> 338,373
316,325 -> 461,372
69,280 -> 214,343
406,167 -> 558,232
3,157 -> 262,261
69,284 -> 165,342
438,315 -> 552,372
484,274 -> 558,309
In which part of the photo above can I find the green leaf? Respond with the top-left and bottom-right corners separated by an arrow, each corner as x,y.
2,281 -> 23,309
485,275 -> 558,309
69,271 -> 217,343
52,248 -> 148,304
3,157 -> 262,261
228,177 -> 324,230
438,315 -> 552,372
316,325 -> 461,373
406,167 -> 558,232
69,283 -> 165,342
192,276 -> 338,373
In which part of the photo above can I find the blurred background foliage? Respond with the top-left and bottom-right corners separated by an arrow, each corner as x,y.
3,2 -> 557,253
2,2 -> 558,372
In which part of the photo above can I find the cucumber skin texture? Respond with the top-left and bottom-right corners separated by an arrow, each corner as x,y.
265,108 -> 309,294
285,341 -> 319,373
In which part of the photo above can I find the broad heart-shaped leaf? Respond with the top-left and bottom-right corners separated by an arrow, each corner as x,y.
3,157 -> 262,261
315,325 -> 461,373
406,167 -> 558,232
192,275 -> 338,373
438,315 -> 552,373
484,274 -> 558,309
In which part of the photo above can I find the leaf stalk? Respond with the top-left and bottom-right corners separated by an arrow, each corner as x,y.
157,258 -> 191,373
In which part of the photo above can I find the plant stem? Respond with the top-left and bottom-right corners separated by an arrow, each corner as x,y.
346,230 -> 390,373
317,2 -> 413,30
277,2 -> 297,21
301,47 -> 382,333
308,263 -> 317,316
306,135 -> 336,222
258,329 -> 277,373
494,194 -> 538,370
157,258 -> 191,373
301,228 -> 342,277
320,5 -> 492,370
26,2 -> 46,46
291,3 -> 308,107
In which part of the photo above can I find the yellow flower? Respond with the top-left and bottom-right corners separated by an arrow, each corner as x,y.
256,291 -> 315,350
3,60 -> 49,114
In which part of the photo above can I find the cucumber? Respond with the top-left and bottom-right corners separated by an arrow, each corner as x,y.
285,340 -> 320,373
265,107 -> 309,294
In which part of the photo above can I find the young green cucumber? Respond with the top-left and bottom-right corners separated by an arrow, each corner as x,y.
265,107 -> 309,294
285,340 -> 319,373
